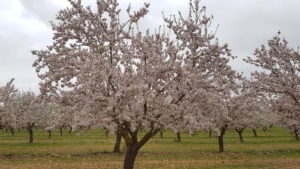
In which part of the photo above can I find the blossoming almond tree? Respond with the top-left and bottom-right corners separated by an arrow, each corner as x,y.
42,102 -> 60,139
245,32 -> 300,140
0,79 -> 18,135
12,92 -> 43,143
163,0 -> 241,152
32,0 -> 170,168
227,82 -> 271,143
32,0 -> 152,154
33,0 -> 240,168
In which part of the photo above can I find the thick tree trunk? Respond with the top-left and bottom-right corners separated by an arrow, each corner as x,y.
175,132 -> 181,142
122,128 -> 159,169
252,129 -> 258,137
209,130 -> 212,138
218,127 -> 226,152
28,128 -> 33,144
160,130 -> 163,138
68,127 -> 72,134
235,129 -> 244,143
59,127 -> 63,136
294,129 -> 299,140
48,131 -> 52,139
113,131 -> 122,153
10,128 -> 15,136
123,145 -> 139,169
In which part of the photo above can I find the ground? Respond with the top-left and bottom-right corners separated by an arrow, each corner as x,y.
0,127 -> 299,169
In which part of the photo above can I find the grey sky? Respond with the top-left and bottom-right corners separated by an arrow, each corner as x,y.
1,0 -> 299,93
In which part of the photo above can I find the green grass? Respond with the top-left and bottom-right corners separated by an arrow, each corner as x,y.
0,127 -> 299,169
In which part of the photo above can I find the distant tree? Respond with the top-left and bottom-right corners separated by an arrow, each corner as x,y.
227,86 -> 253,143
249,97 -> 279,136
0,79 -> 18,135
227,82 -> 274,143
12,92 -> 43,143
42,102 -> 59,139
184,89 -> 230,152
245,32 -> 300,140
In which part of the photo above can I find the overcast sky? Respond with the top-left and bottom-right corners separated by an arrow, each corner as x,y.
1,0 -> 300,93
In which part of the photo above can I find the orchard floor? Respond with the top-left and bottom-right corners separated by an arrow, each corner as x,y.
0,127 -> 299,169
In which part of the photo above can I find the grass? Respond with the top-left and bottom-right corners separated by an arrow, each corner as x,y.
0,127 -> 299,169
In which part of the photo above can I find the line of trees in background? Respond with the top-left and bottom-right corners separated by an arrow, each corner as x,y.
1,0 -> 299,169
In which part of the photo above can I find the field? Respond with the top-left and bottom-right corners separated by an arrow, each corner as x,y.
0,127 -> 299,169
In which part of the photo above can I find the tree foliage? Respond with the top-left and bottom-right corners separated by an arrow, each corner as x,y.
245,32 -> 300,139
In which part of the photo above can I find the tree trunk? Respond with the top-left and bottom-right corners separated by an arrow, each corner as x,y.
235,129 -> 244,143
218,127 -> 226,152
262,126 -> 267,132
160,130 -> 163,138
28,128 -> 33,144
60,127 -> 63,136
218,135 -> 224,152
175,132 -> 181,142
105,130 -> 109,138
123,145 -> 139,169
294,129 -> 299,140
209,130 -> 212,138
68,127 -> 72,134
113,131 -> 122,153
122,128 -> 159,169
252,129 -> 258,137
48,131 -> 52,139
10,128 -> 15,136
